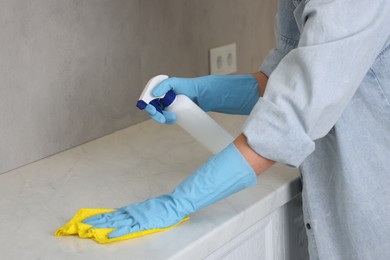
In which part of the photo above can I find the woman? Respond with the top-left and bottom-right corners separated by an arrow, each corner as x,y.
85,0 -> 390,258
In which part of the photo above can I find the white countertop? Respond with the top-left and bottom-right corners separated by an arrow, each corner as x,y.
0,114 -> 300,260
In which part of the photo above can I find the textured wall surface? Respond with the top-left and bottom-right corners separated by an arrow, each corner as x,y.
0,0 -> 276,174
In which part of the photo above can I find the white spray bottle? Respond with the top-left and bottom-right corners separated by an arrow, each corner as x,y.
136,75 -> 234,154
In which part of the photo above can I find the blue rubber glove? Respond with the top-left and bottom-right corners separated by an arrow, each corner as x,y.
145,74 -> 259,124
83,143 -> 257,238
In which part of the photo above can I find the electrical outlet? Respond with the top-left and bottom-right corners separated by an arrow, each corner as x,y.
209,43 -> 237,75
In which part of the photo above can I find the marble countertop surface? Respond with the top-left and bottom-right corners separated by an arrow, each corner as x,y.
0,114 -> 300,260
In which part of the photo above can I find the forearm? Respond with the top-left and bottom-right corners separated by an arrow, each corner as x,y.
235,71 -> 275,176
234,133 -> 275,176
251,71 -> 268,97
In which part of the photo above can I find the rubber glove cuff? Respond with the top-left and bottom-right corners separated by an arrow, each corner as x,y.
170,142 -> 257,215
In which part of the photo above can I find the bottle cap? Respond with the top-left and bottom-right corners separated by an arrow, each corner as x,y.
159,90 -> 176,109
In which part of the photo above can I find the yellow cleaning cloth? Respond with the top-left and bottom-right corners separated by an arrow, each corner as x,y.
55,208 -> 189,244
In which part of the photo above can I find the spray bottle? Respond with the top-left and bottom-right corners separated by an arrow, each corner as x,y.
136,75 -> 234,154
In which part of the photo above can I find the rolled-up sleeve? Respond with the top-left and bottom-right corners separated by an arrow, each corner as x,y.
243,0 -> 390,167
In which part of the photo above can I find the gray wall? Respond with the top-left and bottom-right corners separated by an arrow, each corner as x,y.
0,0 -> 276,175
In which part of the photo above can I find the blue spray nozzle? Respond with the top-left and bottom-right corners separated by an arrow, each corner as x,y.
136,100 -> 147,110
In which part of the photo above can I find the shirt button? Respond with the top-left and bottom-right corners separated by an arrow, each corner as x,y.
306,223 -> 311,230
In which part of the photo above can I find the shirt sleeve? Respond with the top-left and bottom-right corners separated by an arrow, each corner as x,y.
243,0 -> 390,167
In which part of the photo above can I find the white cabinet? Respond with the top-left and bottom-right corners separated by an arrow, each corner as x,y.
205,195 -> 309,260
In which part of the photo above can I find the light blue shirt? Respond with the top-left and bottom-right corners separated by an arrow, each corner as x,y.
242,0 -> 390,259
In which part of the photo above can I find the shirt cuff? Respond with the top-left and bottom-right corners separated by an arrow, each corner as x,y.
242,97 -> 315,167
